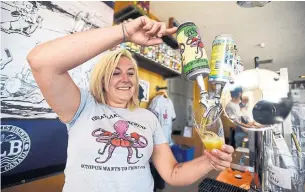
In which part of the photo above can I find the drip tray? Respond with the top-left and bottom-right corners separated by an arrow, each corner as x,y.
198,178 -> 248,192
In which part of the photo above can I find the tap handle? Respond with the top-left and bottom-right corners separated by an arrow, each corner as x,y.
254,56 -> 259,68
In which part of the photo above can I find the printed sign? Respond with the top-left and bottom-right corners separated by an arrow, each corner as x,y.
139,80 -> 150,102
1,1 -> 113,119
1,125 -> 31,173
268,164 -> 291,189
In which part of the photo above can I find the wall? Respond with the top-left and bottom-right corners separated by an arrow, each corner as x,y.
2,174 -> 65,192
150,1 -> 305,82
113,1 -> 160,23
167,76 -> 194,132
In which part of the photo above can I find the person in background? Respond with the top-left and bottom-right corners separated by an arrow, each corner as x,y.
225,87 -> 249,147
27,16 -> 234,192
240,95 -> 255,125
225,87 -> 243,122
240,95 -> 264,129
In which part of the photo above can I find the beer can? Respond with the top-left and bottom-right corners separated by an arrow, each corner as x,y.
147,46 -> 153,59
156,51 -> 161,63
208,34 -> 235,85
238,56 -> 244,74
125,42 -> 132,50
235,55 -> 244,75
176,21 -> 210,81
232,45 -> 238,76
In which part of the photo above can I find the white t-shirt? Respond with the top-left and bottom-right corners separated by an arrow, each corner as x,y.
240,106 -> 254,123
148,95 -> 176,144
62,88 -> 167,192
225,101 -> 241,122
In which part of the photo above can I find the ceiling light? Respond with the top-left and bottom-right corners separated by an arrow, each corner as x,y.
237,1 -> 271,8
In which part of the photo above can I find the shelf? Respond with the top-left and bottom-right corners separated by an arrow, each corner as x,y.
114,5 -> 147,24
114,5 -> 179,50
161,35 -> 179,49
131,52 -> 181,78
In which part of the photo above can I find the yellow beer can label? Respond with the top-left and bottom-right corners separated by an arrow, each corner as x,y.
209,37 -> 235,82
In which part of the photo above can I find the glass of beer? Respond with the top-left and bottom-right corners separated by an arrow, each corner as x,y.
193,105 -> 225,152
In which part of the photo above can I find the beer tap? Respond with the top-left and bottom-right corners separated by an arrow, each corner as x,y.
196,75 -> 209,111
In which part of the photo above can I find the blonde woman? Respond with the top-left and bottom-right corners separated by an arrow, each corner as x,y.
27,16 -> 234,192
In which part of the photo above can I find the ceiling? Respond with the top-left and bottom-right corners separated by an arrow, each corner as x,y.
150,1 -> 305,81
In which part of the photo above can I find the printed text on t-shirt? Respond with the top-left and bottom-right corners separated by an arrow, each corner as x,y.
81,164 -> 146,171
91,114 -> 147,130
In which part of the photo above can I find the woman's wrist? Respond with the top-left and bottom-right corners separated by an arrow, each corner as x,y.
121,23 -> 128,42
121,22 -> 132,42
104,24 -> 127,45
199,155 -> 214,173
170,155 -> 214,186
189,155 -> 214,175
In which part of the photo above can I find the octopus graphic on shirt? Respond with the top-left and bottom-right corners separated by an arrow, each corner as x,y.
91,120 -> 148,164
163,109 -> 168,120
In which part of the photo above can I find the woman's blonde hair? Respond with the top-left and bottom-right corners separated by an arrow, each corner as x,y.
89,49 -> 139,110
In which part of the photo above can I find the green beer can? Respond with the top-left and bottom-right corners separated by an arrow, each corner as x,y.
176,22 -> 210,81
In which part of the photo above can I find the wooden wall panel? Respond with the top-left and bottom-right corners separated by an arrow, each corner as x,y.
2,173 -> 65,192
114,1 -> 160,22
138,67 -> 167,109
114,1 -> 131,13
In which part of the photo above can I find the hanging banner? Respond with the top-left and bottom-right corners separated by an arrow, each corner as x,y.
1,1 -> 113,119
1,1 -> 114,188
